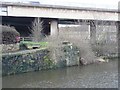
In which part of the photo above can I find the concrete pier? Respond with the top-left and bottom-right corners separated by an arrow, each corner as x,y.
50,20 -> 59,36
90,21 -> 96,44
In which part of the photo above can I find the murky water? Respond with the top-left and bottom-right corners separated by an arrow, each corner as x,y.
2,59 -> 118,88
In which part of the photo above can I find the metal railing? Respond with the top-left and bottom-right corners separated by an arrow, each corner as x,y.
20,37 -> 32,42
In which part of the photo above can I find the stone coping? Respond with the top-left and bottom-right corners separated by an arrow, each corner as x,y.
2,47 -> 47,56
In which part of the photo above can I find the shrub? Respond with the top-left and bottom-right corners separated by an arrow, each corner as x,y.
1,25 -> 20,44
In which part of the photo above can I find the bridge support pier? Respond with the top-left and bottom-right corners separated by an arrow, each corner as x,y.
89,21 -> 96,44
50,20 -> 59,36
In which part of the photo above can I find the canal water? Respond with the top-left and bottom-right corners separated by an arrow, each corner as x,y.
2,59 -> 118,88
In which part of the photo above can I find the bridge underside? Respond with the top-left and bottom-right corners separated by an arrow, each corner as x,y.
2,16 -> 118,42
2,16 -> 51,37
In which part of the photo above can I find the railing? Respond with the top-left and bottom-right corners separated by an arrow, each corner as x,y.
20,37 -> 32,42
20,37 -> 48,49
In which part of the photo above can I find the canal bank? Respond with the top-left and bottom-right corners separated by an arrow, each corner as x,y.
2,59 -> 118,88
2,43 -> 80,76
2,43 -> 118,76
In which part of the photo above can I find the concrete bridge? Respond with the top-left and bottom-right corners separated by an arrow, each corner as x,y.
1,2 -> 119,21
1,2 -> 119,41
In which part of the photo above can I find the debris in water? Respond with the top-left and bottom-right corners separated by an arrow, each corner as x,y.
96,58 -> 109,63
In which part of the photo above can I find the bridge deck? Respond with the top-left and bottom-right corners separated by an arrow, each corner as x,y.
1,2 -> 118,13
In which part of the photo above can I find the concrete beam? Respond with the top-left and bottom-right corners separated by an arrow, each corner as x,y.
7,6 -> 119,21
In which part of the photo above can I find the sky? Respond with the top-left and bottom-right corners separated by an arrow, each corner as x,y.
2,0 -> 120,9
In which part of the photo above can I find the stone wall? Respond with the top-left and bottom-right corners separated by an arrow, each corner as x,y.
2,49 -> 55,76
3,42 -> 117,76
2,44 -> 80,76
2,43 -> 19,53
61,45 -> 80,66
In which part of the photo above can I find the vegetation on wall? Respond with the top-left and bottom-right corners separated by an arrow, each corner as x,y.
2,49 -> 56,76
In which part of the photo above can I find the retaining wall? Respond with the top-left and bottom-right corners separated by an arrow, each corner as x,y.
2,45 -> 80,76
2,49 -> 55,76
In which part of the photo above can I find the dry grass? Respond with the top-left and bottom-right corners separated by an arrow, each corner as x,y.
43,25 -> 97,65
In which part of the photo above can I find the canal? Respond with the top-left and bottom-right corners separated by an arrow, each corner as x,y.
2,59 -> 118,88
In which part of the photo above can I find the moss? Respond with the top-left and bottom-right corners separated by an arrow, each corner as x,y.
2,49 -> 50,76
20,41 -> 48,50
43,55 -> 56,69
